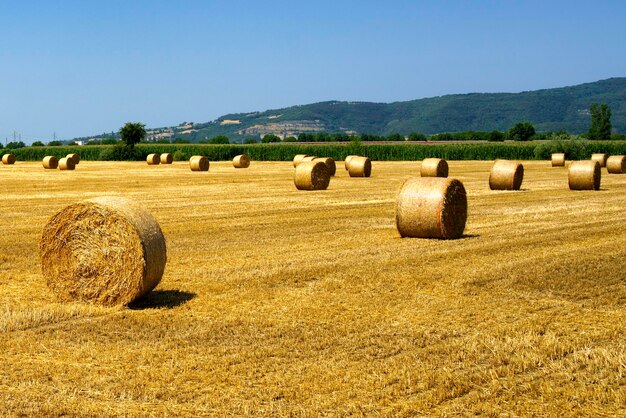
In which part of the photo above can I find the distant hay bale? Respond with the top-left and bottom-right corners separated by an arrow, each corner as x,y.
294,161 -> 331,190
569,161 -> 601,190
233,154 -> 250,168
348,156 -> 371,177
489,160 -> 524,190
42,156 -> 59,169
39,196 -> 166,306
146,153 -> 160,165
551,153 -> 565,167
293,154 -> 309,167
66,153 -> 80,165
160,153 -> 173,164
606,155 -> 626,174
344,155 -> 358,170
591,153 -> 608,167
300,156 -> 317,164
2,153 -> 16,165
396,177 -> 467,239
313,157 -> 336,176
420,158 -> 449,177
189,156 -> 209,171
58,157 -> 75,171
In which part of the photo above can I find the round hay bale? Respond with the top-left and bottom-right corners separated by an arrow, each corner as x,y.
300,156 -> 317,164
39,196 -> 166,306
606,155 -> 626,174
344,155 -> 358,170
551,153 -> 565,167
160,153 -> 173,164
489,160 -> 524,190
146,153 -> 160,165
312,157 -> 336,176
189,155 -> 209,171
591,153 -> 608,167
66,153 -> 80,165
2,153 -> 16,165
58,157 -> 76,171
396,177 -> 467,239
233,154 -> 251,168
294,161 -> 330,190
42,156 -> 59,169
420,158 -> 449,178
569,160 -> 601,190
348,156 -> 371,177
293,154 -> 309,167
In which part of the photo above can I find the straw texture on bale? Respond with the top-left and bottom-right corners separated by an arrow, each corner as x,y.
489,160 -> 524,190
233,154 -> 251,168
189,156 -> 209,171
348,156 -> 372,177
2,153 -> 16,165
551,153 -> 566,167
569,161 -> 601,190
66,153 -> 80,165
42,156 -> 59,169
300,156 -> 317,164
345,155 -> 358,170
420,158 -> 449,178
313,157 -> 336,176
146,154 -> 160,165
591,153 -> 608,167
396,177 -> 467,239
294,161 -> 331,190
606,155 -> 626,174
160,153 -> 173,164
293,154 -> 309,167
39,196 -> 166,306
58,157 -> 75,171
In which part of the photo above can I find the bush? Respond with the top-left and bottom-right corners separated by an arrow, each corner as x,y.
101,138 -> 119,145
156,138 -> 171,144
244,137 -> 259,144
208,135 -> 229,144
407,132 -> 427,141
31,141 -> 45,147
99,145 -> 144,161
173,150 -> 186,161
262,134 -> 281,143
508,122 -> 536,141
488,131 -> 505,142
6,141 -> 26,149
48,141 -> 63,146
534,139 -> 589,160
283,136 -> 297,142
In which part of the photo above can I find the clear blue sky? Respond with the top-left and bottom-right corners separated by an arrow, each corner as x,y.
1,0 -> 625,142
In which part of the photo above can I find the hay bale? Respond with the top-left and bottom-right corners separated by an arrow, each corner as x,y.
160,153 -> 173,164
420,158 -> 449,177
233,154 -> 251,168
313,157 -> 336,176
396,177 -> 467,239
189,155 -> 209,171
66,153 -> 80,165
551,153 -> 565,167
591,153 -> 608,167
606,155 -> 626,174
42,156 -> 59,169
39,196 -> 166,306
300,156 -> 317,164
146,153 -> 160,165
489,160 -> 524,190
294,161 -> 330,190
569,161 -> 601,190
293,154 -> 309,167
2,153 -> 16,165
344,155 -> 358,170
58,157 -> 75,171
348,156 -> 371,177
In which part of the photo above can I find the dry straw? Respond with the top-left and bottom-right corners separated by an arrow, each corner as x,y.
396,177 -> 467,239
489,160 -> 524,190
2,153 -> 16,165
233,154 -> 251,168
160,153 -> 173,164
42,156 -> 59,169
66,153 -> 80,165
348,156 -> 372,177
569,161 -> 601,190
313,157 -> 336,176
294,161 -> 331,190
551,153 -> 566,167
293,154 -> 309,167
146,154 -> 161,165
39,196 -> 166,306
606,155 -> 625,174
189,155 -> 209,171
300,156 -> 317,164
591,153 -> 608,167
420,158 -> 449,177
58,157 -> 75,171
344,155 -> 358,170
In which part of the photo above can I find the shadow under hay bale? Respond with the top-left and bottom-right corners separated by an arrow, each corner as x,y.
294,161 -> 330,190
489,160 -> 524,190
606,156 -> 625,174
233,154 -> 250,168
43,156 -> 58,169
190,156 -> 209,171
348,156 -> 371,177
128,290 -> 195,310
569,160 -> 601,190
420,158 -> 448,177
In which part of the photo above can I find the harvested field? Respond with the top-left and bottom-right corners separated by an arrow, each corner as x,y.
0,161 -> 624,416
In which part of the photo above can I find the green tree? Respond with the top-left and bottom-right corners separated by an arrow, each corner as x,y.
31,141 -> 45,147
208,135 -> 229,144
47,140 -> 63,146
487,131 -> 505,142
6,141 -> 26,148
386,133 -> 405,141
172,137 -> 191,144
508,122 -> 535,141
244,137 -> 259,144
588,103 -> 612,140
407,132 -> 426,141
101,138 -> 119,145
261,134 -> 281,143
119,122 -> 146,147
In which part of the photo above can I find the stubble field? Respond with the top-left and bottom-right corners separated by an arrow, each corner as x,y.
0,160 -> 624,416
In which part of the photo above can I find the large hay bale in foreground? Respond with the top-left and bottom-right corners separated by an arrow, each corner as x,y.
40,197 -> 166,306
313,157 -> 336,176
591,153 -> 608,167
396,177 -> 467,239
146,153 -> 160,165
2,153 -> 16,165
569,161 -> 601,190
58,157 -> 75,171
293,154 -> 309,167
189,156 -> 209,171
160,153 -> 173,164
606,155 -> 626,174
489,160 -> 524,190
420,158 -> 449,178
344,155 -> 358,170
551,153 -> 566,167
66,153 -> 80,165
42,156 -> 58,169
233,154 -> 250,168
294,161 -> 330,190
348,156 -> 371,177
